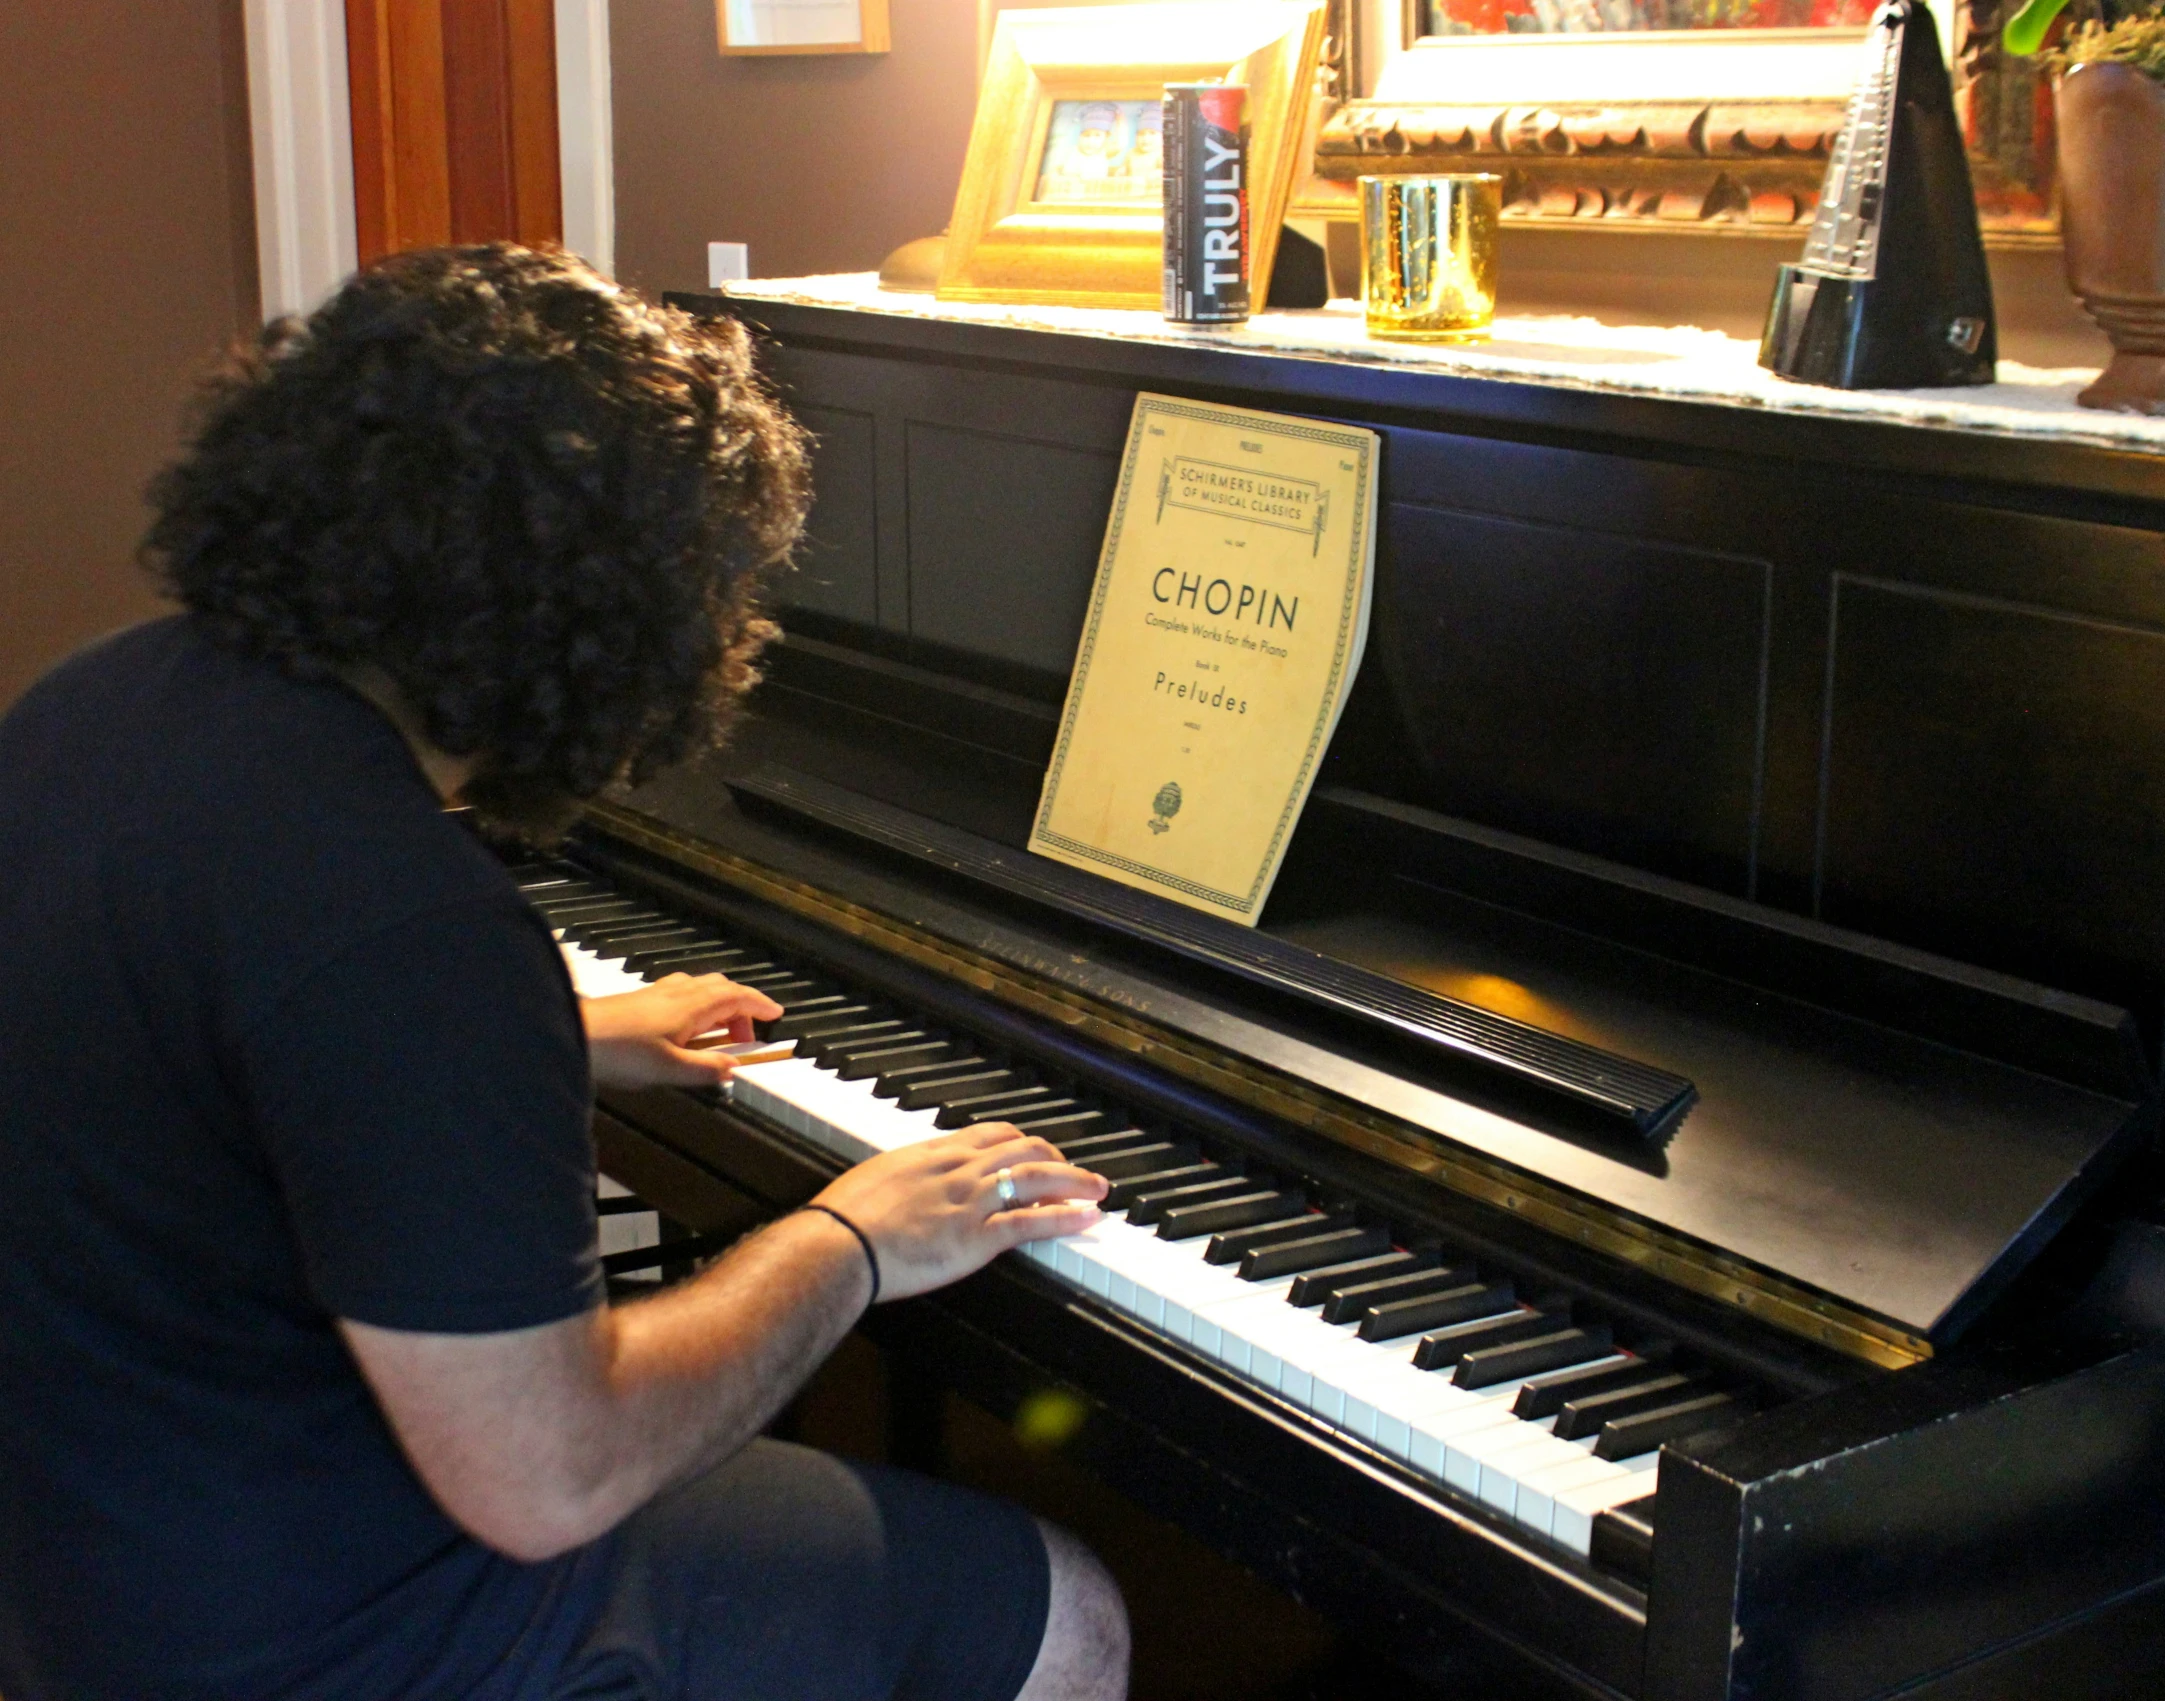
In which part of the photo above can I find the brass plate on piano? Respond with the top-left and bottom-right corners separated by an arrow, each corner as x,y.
587,799 -> 1934,1370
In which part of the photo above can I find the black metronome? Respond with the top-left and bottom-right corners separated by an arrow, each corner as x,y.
1760,0 -> 1996,390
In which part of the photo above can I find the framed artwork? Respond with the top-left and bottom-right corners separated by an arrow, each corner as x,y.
1309,0 -> 2055,239
938,1 -> 1329,308
715,0 -> 890,56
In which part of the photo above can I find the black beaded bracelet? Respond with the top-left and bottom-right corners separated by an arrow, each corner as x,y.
800,1203 -> 880,1306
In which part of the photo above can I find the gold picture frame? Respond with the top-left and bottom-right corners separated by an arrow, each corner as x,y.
937,1 -> 1328,309
715,0 -> 890,57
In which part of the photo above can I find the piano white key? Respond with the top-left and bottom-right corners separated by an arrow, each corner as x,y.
1462,1420 -> 1585,1517
1513,1451 -> 1633,1543
1192,1276 -> 1300,1379
1550,1455 -> 1661,1557
1407,1394 -> 1528,1482
731,1059 -> 940,1159
559,937 -> 648,997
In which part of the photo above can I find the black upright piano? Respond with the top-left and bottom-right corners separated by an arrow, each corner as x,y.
547,291 -> 2165,1699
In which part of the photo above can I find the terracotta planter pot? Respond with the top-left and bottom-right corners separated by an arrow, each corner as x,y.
2057,59 -> 2165,413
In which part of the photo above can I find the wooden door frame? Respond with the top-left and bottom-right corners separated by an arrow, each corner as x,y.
242,0 -> 613,321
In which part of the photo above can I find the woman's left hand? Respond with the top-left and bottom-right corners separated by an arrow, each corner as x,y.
581,973 -> 785,1090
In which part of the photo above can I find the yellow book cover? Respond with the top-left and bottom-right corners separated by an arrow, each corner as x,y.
1029,392 -> 1379,925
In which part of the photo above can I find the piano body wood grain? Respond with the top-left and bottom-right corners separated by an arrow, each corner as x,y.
553,293 -> 2165,1700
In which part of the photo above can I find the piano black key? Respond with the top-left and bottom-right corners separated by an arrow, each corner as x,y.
562,920 -> 678,951
721,977 -> 825,1006
659,955 -> 784,982
934,1087 -> 1063,1129
601,939 -> 727,969
1065,1129 -> 1178,1159
729,967 -> 809,988
765,1003 -> 884,1043
758,994 -> 851,1028
1008,1109 -> 1115,1143
835,1040 -> 953,1081
532,887 -> 632,913
1057,1129 -> 1162,1160
972,1093 -> 1081,1122
1318,1262 -> 1477,1325
1157,1190 -> 1306,1242
1077,1140 -> 1198,1181
1512,1353 -> 1667,1421
578,917 -> 699,946
629,946 -> 766,976
1126,1174 -> 1255,1227
554,899 -> 663,923
805,1012 -> 922,1051
805,1023 -> 915,1065
580,926 -> 690,958
532,888 -> 615,913
1350,1272 -> 1506,1341
1593,1392 -> 1746,1461
551,903 -> 652,935
624,933 -> 750,960
1101,1162 -> 1224,1212
1240,1223 -> 1393,1281
1411,1304 -> 1566,1370
1454,1323 -> 1613,1390
555,909 -> 673,938
529,892 -> 614,914
509,861 -> 588,885
870,1056 -> 989,1099
893,1068 -> 1023,1111
1553,1372 -> 1700,1443
1287,1249 -> 1437,1308
1362,1280 -> 1516,1343
1202,1212 -> 1342,1266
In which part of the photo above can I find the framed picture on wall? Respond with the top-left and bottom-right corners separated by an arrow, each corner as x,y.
938,1 -> 1328,309
716,0 -> 890,56
1311,1 -> 2054,240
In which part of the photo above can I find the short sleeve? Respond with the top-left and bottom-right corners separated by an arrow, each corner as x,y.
237,896 -> 603,1333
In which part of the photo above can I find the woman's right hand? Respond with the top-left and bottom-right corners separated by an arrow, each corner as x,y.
807,1124 -> 1108,1302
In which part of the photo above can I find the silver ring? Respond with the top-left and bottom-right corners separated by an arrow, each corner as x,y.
995,1166 -> 1018,1209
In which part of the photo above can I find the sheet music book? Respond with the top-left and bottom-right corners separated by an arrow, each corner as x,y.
1030,392 -> 1379,925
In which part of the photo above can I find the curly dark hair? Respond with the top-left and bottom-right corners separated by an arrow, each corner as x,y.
145,243 -> 808,835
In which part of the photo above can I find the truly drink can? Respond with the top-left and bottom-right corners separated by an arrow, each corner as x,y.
1161,82 -> 1250,324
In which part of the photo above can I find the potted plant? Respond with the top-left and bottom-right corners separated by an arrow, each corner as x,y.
2005,0 -> 2165,410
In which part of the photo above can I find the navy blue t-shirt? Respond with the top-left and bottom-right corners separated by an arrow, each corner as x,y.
0,616 -> 610,1700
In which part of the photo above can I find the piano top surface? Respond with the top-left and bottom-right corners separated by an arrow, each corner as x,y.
680,285 -> 2165,510
618,722 -> 2140,1349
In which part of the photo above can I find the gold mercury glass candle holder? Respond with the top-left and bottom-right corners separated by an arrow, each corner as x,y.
1360,174 -> 1501,343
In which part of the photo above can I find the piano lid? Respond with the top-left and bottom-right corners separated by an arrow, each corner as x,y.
603,748 -> 2151,1364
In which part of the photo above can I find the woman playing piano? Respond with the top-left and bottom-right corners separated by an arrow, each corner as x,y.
0,245 -> 1126,1701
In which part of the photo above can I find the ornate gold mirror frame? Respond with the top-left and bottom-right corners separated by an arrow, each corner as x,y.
1306,1 -> 2055,241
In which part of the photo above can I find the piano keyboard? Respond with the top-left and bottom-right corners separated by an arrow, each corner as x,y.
525,864 -> 1751,1561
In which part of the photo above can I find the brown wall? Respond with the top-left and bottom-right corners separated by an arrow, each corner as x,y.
611,0 -> 983,293
0,0 -> 259,710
